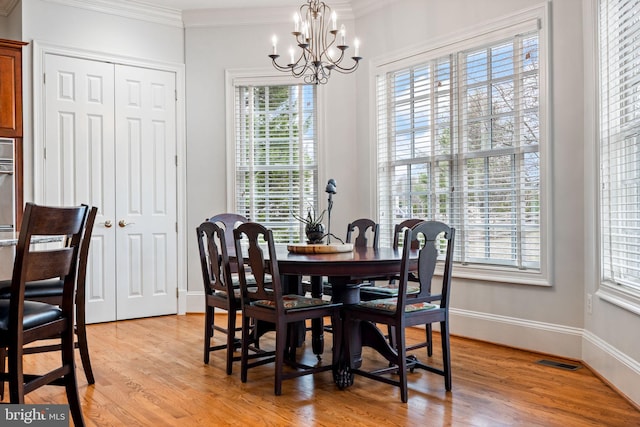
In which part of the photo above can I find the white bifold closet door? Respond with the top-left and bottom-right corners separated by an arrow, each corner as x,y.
43,53 -> 178,323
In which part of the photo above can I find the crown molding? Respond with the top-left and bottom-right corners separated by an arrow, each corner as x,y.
2,0 -> 394,28
0,0 -> 19,17
183,1 -> 354,28
42,0 -> 184,27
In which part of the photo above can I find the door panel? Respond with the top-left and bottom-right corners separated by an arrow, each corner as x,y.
43,54 -> 177,322
114,64 -> 177,320
44,54 -> 117,323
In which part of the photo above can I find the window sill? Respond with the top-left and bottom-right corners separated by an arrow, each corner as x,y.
451,263 -> 551,287
597,283 -> 640,316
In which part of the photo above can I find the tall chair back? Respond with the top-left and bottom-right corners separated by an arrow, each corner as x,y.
397,221 -> 455,313
198,222 -> 234,298
196,221 -> 244,372
234,222 -> 281,307
345,220 -> 455,403
346,218 -> 379,249
392,218 -> 424,250
74,205 -> 98,384
233,221 -> 341,396
0,205 -> 98,393
0,203 -> 88,426
207,213 -> 248,262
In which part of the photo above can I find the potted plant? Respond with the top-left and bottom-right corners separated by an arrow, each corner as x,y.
293,206 -> 326,244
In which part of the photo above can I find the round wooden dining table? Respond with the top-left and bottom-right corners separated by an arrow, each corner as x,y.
274,244 -> 418,388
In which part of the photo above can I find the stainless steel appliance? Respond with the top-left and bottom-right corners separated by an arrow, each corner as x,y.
0,137 -> 15,279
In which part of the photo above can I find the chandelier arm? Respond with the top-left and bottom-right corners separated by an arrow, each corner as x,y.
269,55 -> 294,72
292,62 -> 312,79
330,59 -> 361,74
327,45 -> 345,67
292,44 -> 317,79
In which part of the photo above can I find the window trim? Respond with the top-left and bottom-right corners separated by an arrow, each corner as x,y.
594,0 -> 640,313
225,68 -> 327,224
368,3 -> 552,286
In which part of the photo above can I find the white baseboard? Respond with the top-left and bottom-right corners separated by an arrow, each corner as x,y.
582,330 -> 640,407
451,308 -> 640,407
187,290 -> 205,313
450,308 -> 584,359
177,288 -> 188,315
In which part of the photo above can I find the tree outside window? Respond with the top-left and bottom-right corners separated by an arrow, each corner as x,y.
235,84 -> 318,243
377,31 -> 541,270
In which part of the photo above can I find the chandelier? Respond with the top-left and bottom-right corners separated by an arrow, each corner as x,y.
268,0 -> 362,85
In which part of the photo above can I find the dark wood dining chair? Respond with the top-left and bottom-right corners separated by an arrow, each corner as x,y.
207,213 -> 248,266
0,203 -> 88,426
320,218 -> 380,298
307,218 -> 379,341
392,218 -> 424,251
196,220 -> 250,373
359,218 -> 432,354
346,218 -> 380,249
0,205 -> 98,387
360,218 -> 423,294
344,220 -> 455,402
233,221 -> 342,396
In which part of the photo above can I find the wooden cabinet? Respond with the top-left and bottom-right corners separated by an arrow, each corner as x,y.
0,39 -> 27,137
0,39 -> 27,227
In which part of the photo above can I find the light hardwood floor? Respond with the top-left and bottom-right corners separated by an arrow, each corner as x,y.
15,314 -> 640,426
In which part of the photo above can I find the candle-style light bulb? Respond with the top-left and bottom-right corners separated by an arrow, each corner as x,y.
289,46 -> 295,65
354,38 -> 360,57
294,13 -> 299,32
272,35 -> 278,55
331,11 -> 337,31
340,24 -> 346,45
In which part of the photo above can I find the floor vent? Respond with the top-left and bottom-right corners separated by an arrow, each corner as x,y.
536,359 -> 582,371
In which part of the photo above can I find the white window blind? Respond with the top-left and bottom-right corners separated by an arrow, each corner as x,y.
599,0 -> 640,293
377,30 -> 541,270
234,84 -> 318,243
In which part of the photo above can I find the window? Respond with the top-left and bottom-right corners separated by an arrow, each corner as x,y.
233,83 -> 318,243
376,12 -> 546,281
599,0 -> 640,305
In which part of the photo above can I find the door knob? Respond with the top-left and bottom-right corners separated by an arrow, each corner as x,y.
102,220 -> 113,228
118,220 -> 135,228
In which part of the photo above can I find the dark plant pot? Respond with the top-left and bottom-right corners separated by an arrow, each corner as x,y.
306,223 -> 325,244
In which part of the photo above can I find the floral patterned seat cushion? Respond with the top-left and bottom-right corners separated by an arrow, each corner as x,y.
359,283 -> 420,296
358,297 -> 437,313
254,294 -> 333,310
